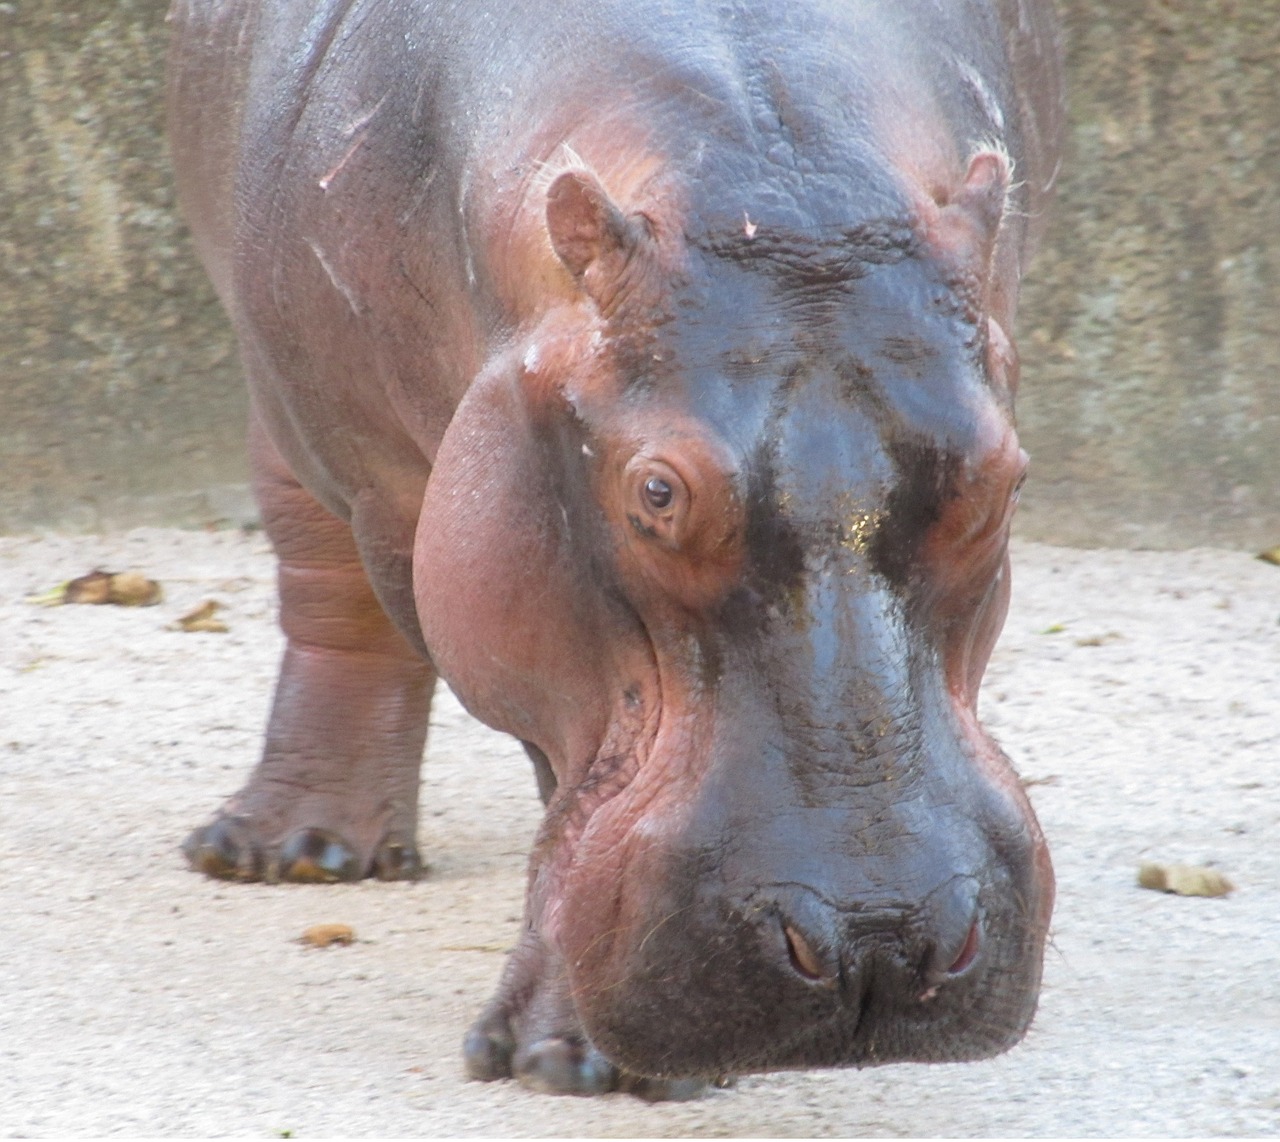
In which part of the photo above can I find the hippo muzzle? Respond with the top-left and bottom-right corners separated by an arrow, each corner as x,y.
551,585 -> 1052,1078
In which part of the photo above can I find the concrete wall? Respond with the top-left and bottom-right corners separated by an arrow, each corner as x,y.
2,0 -> 1278,547
1016,0 -> 1280,549
0,1 -> 251,532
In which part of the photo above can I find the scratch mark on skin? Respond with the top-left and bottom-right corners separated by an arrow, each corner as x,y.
307,238 -> 361,315
341,91 -> 390,138
458,168 -> 476,288
957,61 -> 1005,133
396,168 -> 439,226
319,134 -> 368,192
319,92 -> 389,191
1042,152 -> 1063,195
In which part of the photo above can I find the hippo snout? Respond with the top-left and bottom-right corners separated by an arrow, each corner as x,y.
568,857 -> 1042,1080
773,876 -> 985,993
555,731 -> 1051,1082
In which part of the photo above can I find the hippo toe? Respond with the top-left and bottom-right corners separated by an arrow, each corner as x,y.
462,930 -> 715,1100
182,814 -> 421,883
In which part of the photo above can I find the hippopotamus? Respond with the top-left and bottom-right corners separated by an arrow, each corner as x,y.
167,0 -> 1063,1099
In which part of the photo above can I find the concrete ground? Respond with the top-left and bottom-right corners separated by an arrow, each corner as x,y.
1,528 -> 1277,1137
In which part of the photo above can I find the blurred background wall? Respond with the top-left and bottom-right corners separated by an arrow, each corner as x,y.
1016,0 -> 1279,549
2,0 -> 1277,547
0,1 -> 250,533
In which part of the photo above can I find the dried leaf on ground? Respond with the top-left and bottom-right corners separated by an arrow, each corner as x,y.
64,570 -> 114,604
27,569 -> 163,607
1138,862 -> 1234,897
104,571 -> 163,606
299,924 -> 356,948
170,600 -> 229,633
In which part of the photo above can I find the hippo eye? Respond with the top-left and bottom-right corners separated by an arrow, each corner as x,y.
644,477 -> 674,510
624,457 -> 689,547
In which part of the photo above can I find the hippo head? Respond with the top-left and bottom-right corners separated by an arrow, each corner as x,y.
414,149 -> 1052,1079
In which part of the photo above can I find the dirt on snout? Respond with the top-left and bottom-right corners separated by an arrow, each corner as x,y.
1,528 -> 1278,1137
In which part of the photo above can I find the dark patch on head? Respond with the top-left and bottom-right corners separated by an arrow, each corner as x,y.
880,336 -> 939,367
870,439 -> 959,592
696,218 -> 918,293
835,354 -> 879,408
722,342 -> 774,381
627,513 -> 659,540
740,449 -> 807,609
608,328 -> 670,401
877,334 -> 942,385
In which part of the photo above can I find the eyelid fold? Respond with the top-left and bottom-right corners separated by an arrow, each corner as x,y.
610,437 -> 747,610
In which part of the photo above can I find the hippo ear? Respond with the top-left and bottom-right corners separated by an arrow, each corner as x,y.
931,149 -> 1011,284
413,351 -> 616,760
546,169 -> 646,299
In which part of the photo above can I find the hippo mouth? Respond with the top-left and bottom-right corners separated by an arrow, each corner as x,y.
552,786 -> 1049,1080
612,924 -> 1033,1077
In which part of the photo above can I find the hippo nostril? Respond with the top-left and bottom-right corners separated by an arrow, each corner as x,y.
946,920 -> 982,976
783,923 -> 830,984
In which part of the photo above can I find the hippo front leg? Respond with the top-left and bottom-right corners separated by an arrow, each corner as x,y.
183,416 -> 435,883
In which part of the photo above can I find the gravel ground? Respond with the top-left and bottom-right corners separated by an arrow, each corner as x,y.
1,528 -> 1277,1138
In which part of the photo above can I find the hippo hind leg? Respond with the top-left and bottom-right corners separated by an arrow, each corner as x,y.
464,926 -> 717,1101
182,413 -> 435,883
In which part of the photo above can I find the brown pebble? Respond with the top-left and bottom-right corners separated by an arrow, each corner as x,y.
1138,862 -> 1234,897
300,923 -> 356,948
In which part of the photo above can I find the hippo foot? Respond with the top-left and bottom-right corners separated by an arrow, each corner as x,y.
462,933 -> 721,1100
182,814 -> 422,883
464,1009 -> 710,1101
